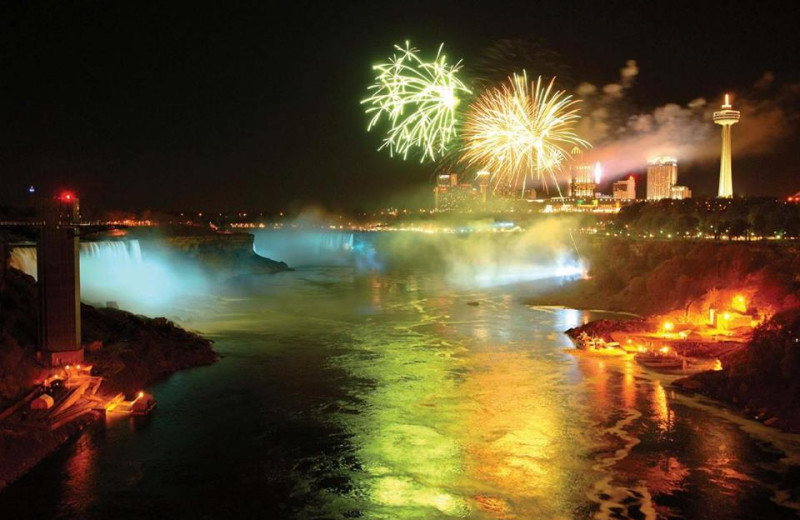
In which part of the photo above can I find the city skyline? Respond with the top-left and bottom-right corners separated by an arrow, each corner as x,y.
1,1 -> 798,211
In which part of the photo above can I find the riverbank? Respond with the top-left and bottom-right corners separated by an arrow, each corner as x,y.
525,238 -> 800,316
533,239 -> 800,432
673,308 -> 800,432
0,411 -> 98,491
561,307 -> 800,432
0,267 -> 219,491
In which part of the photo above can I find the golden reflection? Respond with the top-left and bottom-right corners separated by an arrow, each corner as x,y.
577,357 -> 611,418
622,360 -> 636,409
643,456 -> 690,518
459,350 -> 585,518
60,432 -> 96,513
652,381 -> 672,432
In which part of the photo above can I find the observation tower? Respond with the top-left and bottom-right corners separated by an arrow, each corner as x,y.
713,94 -> 740,198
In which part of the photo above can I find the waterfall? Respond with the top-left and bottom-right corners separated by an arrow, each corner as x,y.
10,240 -> 145,282
252,229 -> 358,267
317,231 -> 354,254
8,239 -> 206,315
80,240 -> 143,264
9,247 -> 38,279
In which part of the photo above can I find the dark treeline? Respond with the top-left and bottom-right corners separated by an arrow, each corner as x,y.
686,308 -> 800,431
530,238 -> 800,316
609,198 -> 800,239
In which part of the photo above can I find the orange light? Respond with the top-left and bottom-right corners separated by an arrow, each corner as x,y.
659,346 -> 670,354
662,321 -> 674,332
138,391 -> 144,399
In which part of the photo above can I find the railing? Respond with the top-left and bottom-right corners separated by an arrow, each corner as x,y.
713,110 -> 740,121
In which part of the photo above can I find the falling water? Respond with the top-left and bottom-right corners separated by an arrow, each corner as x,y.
253,229 -> 358,267
8,247 -> 37,279
8,240 -> 206,315
9,241 -> 144,281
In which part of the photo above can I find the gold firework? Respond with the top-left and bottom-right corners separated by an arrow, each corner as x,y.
462,72 -> 589,192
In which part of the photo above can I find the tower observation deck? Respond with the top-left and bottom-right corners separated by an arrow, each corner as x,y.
713,94 -> 740,198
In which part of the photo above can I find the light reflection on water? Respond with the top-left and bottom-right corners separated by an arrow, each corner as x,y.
1,267 -> 799,519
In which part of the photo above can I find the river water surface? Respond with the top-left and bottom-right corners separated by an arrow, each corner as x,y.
2,260 -> 799,519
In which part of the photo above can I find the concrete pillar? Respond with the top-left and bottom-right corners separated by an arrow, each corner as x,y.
36,195 -> 83,367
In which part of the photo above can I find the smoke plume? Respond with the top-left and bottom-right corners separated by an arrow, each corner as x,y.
574,63 -> 800,180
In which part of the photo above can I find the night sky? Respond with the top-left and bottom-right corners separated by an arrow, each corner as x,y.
1,0 -> 798,211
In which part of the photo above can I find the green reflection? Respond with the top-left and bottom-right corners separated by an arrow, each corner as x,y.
332,286 -> 596,519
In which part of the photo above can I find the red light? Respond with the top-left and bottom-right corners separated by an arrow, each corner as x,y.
59,191 -> 74,202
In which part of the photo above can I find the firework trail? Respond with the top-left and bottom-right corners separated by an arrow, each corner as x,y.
461,72 -> 589,193
362,42 -> 471,162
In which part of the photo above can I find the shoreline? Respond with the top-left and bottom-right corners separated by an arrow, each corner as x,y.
0,351 -> 218,494
562,313 -> 800,433
0,349 -> 219,494
0,412 -> 100,492
0,268 -> 220,494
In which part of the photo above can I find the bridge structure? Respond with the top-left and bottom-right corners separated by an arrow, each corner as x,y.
0,193 -> 110,367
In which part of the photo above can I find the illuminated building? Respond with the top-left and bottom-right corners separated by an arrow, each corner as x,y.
434,174 -> 454,210
545,196 -> 622,214
713,94 -> 740,198
434,173 -> 480,211
646,156 -> 677,200
612,176 -> 636,200
670,185 -> 692,199
476,170 -> 491,203
37,193 -> 83,367
568,148 -> 597,198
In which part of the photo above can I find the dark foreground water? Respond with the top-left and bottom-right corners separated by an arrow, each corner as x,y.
2,267 -> 799,519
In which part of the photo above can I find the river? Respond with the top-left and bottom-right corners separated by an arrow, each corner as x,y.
1,236 -> 799,519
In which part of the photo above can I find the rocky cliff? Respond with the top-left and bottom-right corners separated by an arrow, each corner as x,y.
158,233 -> 288,276
0,268 -> 217,408
526,238 -> 800,316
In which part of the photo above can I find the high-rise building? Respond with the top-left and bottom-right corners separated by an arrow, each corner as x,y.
522,187 -> 537,200
670,185 -> 692,199
569,148 -> 597,198
613,176 -> 636,200
713,94 -> 740,198
434,173 -> 480,211
476,170 -> 491,203
646,157 -> 678,200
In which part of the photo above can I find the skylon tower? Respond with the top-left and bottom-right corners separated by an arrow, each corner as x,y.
713,94 -> 740,198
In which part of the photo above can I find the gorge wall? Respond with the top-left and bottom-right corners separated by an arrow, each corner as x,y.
530,238 -> 800,317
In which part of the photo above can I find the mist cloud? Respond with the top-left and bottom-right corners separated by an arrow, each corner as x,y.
572,65 -> 799,180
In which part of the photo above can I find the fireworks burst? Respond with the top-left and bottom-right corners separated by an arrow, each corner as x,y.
362,42 -> 470,162
462,72 -> 589,192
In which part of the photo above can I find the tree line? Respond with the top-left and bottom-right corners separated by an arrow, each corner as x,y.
610,198 -> 800,239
